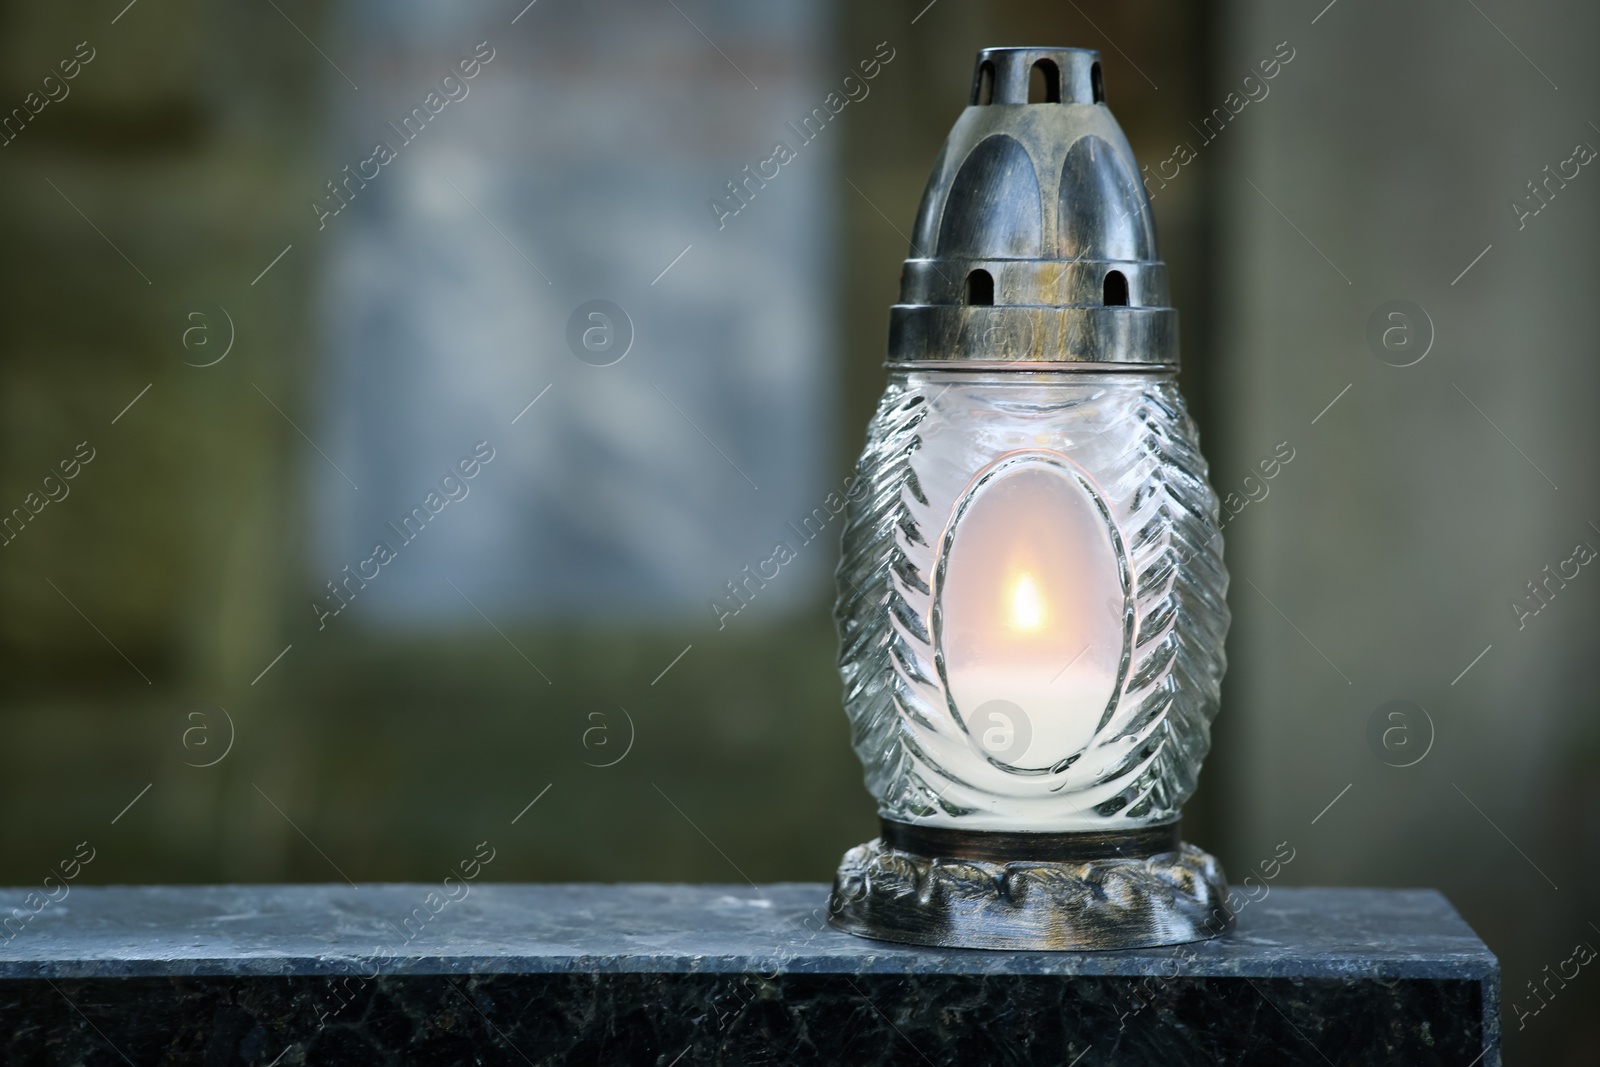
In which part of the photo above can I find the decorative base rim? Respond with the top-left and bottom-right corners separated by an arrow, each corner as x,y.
828,836 -> 1233,951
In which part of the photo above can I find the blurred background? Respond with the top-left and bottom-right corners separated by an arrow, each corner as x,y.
0,0 -> 1594,1060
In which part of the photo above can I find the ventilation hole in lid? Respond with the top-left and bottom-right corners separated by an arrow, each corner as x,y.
965,269 -> 995,306
1091,62 -> 1105,104
1028,60 -> 1061,104
975,61 -> 996,105
1103,270 -> 1129,306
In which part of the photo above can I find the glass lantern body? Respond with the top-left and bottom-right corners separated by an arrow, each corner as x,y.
836,368 -> 1228,832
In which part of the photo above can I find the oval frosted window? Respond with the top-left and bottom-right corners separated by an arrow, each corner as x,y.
934,454 -> 1129,770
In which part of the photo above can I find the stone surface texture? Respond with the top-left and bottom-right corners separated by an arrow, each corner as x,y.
0,883 -> 1498,1065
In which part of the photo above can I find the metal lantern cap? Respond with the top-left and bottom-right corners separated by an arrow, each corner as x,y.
889,46 -> 1177,368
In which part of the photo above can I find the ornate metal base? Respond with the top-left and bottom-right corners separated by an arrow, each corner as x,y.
828,820 -> 1232,951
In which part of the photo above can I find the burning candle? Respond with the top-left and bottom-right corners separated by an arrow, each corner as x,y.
936,455 -> 1127,772
829,47 -> 1232,951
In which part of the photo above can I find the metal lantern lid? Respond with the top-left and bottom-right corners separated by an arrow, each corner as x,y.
889,47 -> 1177,368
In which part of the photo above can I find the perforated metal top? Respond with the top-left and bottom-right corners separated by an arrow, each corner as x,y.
889,47 -> 1176,367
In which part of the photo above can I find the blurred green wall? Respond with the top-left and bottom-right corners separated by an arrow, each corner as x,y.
0,0 -> 1219,890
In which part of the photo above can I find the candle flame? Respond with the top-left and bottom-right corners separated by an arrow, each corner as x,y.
1008,572 -> 1046,632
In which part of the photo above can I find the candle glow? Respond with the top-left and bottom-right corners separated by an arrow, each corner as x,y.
1008,572 -> 1047,632
937,455 -> 1127,770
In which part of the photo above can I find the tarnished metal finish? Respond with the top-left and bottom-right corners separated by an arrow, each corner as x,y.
888,47 -> 1176,367
898,259 -> 1170,306
829,836 -> 1231,951
888,303 -> 1177,366
879,817 -> 1181,863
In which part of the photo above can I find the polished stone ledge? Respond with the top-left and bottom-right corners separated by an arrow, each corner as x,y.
0,883 -> 1499,1065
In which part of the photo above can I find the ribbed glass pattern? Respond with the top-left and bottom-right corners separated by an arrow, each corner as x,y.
835,370 -> 1228,831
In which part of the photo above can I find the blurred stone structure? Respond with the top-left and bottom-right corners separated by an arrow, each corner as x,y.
317,0 -> 835,625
